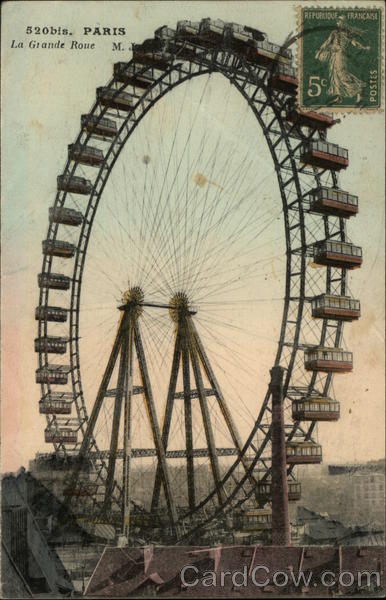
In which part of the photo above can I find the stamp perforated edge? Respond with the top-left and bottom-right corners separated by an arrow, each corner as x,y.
296,4 -> 384,114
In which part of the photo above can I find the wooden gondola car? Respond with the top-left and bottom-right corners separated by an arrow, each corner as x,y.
313,241 -> 363,269
81,114 -> 117,138
304,346 -> 353,373
271,64 -> 298,93
300,140 -> 349,170
292,397 -> 340,421
69,143 -> 104,167
176,20 -> 201,41
39,392 -> 73,415
257,480 -> 301,502
239,37 -> 292,67
97,87 -> 135,112
224,21 -> 291,69
49,207 -> 83,227
132,39 -> 172,70
45,427 -> 77,444
287,109 -> 334,129
38,273 -> 71,290
42,240 -> 76,258
309,187 -> 358,218
238,508 -> 272,531
36,365 -> 71,385
34,336 -> 68,354
199,18 -> 227,44
57,174 -> 92,195
286,441 -> 322,464
311,294 -> 360,321
114,63 -> 154,88
35,305 -> 67,322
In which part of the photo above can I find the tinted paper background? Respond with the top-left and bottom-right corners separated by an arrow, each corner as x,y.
1,1 -> 385,594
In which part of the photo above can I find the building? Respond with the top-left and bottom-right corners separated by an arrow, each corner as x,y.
295,460 -> 385,530
1,469 -> 73,597
296,506 -> 384,546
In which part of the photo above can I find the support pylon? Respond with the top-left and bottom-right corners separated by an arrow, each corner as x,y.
65,287 -> 179,541
152,292 -> 247,513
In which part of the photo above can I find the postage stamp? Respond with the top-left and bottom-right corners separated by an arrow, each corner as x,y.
298,6 -> 383,111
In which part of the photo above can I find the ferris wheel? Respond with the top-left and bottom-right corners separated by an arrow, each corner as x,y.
35,18 -> 362,543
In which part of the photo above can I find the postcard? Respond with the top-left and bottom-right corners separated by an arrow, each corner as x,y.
1,1 -> 384,597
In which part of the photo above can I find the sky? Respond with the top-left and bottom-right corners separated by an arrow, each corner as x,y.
1,0 -> 385,473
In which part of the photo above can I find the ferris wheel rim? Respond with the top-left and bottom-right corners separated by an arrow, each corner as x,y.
36,25 -> 348,534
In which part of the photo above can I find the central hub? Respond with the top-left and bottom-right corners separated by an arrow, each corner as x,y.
122,286 -> 144,317
169,291 -> 191,323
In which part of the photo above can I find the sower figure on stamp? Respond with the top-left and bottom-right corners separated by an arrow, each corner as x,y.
315,15 -> 370,104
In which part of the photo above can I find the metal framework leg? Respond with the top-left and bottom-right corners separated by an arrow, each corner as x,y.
122,322 -> 134,537
182,344 -> 195,510
189,337 -> 226,506
65,313 -> 127,502
151,333 -> 181,512
191,320 -> 244,455
102,328 -> 129,513
134,321 -> 179,539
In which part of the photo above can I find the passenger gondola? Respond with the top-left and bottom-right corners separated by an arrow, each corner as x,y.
311,294 -> 360,321
304,346 -> 353,373
309,187 -> 358,218
114,63 -> 154,88
287,109 -> 334,129
57,174 -> 92,195
286,441 -> 322,464
257,480 -> 301,502
49,207 -> 83,227
42,240 -> 76,258
34,336 -> 68,354
271,64 -> 298,93
292,397 -> 340,421
81,114 -> 117,138
38,273 -> 71,290
132,39 -> 172,70
97,87 -> 135,112
44,427 -> 77,444
69,143 -> 104,167
36,365 -> 71,385
313,240 -> 363,269
39,392 -> 73,414
35,306 -> 67,322
300,140 -> 349,170
237,508 -> 272,531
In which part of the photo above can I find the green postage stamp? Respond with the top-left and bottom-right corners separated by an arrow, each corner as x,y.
298,6 -> 383,111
